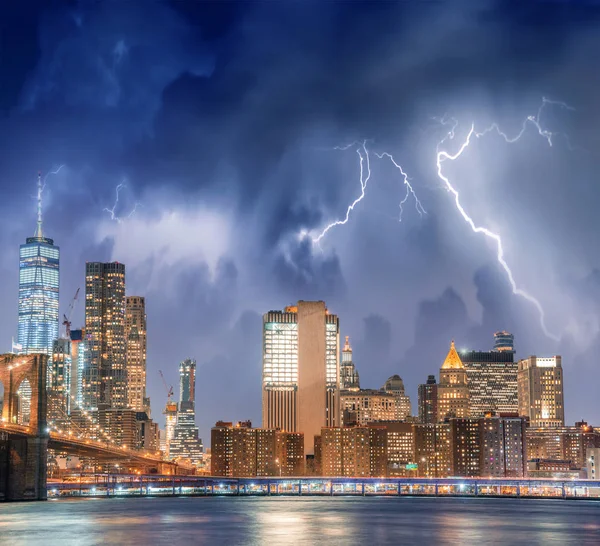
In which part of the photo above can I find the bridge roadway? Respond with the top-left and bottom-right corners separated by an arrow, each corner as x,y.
0,422 -> 191,474
48,474 -> 600,500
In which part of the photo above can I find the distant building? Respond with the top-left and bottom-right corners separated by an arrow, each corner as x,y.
319,425 -> 387,477
437,341 -> 470,421
136,412 -> 159,452
373,421 -> 415,476
414,423 -> 451,478
340,389 -> 396,426
125,296 -> 147,412
418,375 -> 438,424
480,413 -> 527,478
69,329 -> 85,410
98,408 -> 138,449
262,301 -> 340,455
211,421 -> 304,477
382,375 -> 412,420
163,401 -> 178,458
48,338 -> 72,430
83,262 -> 126,411
449,418 -> 481,477
461,349 -> 518,417
339,336 -> 360,390
493,331 -> 515,353
517,356 -> 564,427
586,447 -> 600,480
527,459 -> 582,480
169,359 -> 203,465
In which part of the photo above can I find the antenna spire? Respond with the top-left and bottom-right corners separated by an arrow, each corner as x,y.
35,171 -> 43,239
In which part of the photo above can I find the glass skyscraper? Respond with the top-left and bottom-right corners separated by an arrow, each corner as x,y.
17,174 -> 59,355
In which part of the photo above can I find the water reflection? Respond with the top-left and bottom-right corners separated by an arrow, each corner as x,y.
1,497 -> 599,545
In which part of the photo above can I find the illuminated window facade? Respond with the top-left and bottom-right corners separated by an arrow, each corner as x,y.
17,236 -> 59,355
125,296 -> 147,411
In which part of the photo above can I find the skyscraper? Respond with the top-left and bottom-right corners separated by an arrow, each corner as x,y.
340,336 -> 360,390
462,348 -> 518,417
437,341 -> 470,421
17,173 -> 59,355
125,296 -> 147,411
169,358 -> 203,465
517,356 -> 565,427
493,331 -> 515,352
262,301 -> 340,455
418,375 -> 438,424
82,262 -> 126,410
48,338 -> 72,429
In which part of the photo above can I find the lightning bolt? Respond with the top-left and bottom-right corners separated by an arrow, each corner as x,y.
103,182 -> 141,223
40,164 -> 65,193
436,98 -> 573,341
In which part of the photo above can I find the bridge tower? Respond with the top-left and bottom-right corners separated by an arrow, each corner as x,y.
0,353 -> 49,501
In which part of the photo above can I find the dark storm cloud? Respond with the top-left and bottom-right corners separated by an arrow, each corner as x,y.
2,0 -> 600,435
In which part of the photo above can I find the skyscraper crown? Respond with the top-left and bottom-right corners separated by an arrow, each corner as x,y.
442,340 -> 464,369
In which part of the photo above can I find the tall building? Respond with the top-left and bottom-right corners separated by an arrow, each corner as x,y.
517,356 -> 564,427
169,359 -> 203,465
449,418 -> 481,477
125,296 -> 147,411
414,423 -> 451,478
69,329 -> 85,410
493,331 -> 515,352
437,341 -> 470,421
17,173 -> 59,355
480,413 -> 527,478
340,336 -> 360,390
462,349 -> 518,417
83,262 -> 126,410
319,425 -> 387,477
418,375 -> 438,424
382,375 -> 412,420
48,338 -> 72,429
163,401 -> 178,458
262,301 -> 340,455
374,421 -> 415,476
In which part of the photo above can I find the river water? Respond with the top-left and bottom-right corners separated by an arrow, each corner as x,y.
1,497 -> 600,545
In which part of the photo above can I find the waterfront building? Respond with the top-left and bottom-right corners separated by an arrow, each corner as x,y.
587,447 -> 600,480
211,421 -> 304,477
462,348 -> 518,417
319,425 -> 387,477
493,331 -> 515,352
382,375 -> 412,420
48,338 -> 72,429
169,359 -> 203,465
98,408 -> 138,449
373,421 -> 415,476
517,356 -> 564,427
262,301 -> 340,455
17,173 -> 60,356
480,413 -> 527,477
437,341 -> 470,421
527,459 -> 582,480
449,418 -> 481,477
413,423 -> 451,478
340,389 -> 396,425
136,412 -> 159,452
83,262 -> 126,411
340,336 -> 360,390
69,329 -> 85,410
125,296 -> 147,412
418,375 -> 438,424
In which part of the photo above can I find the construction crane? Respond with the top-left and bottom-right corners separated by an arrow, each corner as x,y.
159,370 -> 174,403
62,287 -> 80,339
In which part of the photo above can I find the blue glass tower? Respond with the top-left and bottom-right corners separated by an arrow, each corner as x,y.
17,173 -> 60,355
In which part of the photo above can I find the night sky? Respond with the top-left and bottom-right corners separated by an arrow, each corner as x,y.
2,1 -> 600,444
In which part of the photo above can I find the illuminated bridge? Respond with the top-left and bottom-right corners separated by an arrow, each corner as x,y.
49,475 -> 600,500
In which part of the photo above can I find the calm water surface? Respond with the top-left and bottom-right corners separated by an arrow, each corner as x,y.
1,497 -> 600,545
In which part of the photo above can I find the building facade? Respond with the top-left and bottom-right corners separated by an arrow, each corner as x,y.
418,375 -> 438,424
462,349 -> 518,417
262,301 -> 340,455
414,423 -> 451,478
83,262 -> 126,411
374,421 -> 415,476
340,336 -> 360,390
437,341 -> 470,421
449,418 -> 481,477
48,338 -> 72,429
125,296 -> 147,411
480,414 -> 527,478
340,389 -> 397,425
169,359 -> 203,465
493,331 -> 515,352
517,356 -> 564,427
382,375 -> 412,420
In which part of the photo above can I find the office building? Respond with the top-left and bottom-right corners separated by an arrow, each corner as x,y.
449,418 -> 481,477
340,389 -> 396,425
69,329 -> 85,410
125,296 -> 147,411
462,349 -> 518,417
17,173 -> 60,356
83,262 -> 126,410
437,341 -> 470,421
98,408 -> 138,449
262,301 -> 340,455
493,331 -> 515,352
211,421 -> 304,477
163,401 -> 178,458
382,375 -> 412,420
169,359 -> 203,465
48,338 -> 72,429
480,413 -> 527,477
319,425 -> 387,477
517,356 -> 564,427
136,412 -> 159,452
418,375 -> 438,424
414,423 -> 451,478
340,336 -> 360,390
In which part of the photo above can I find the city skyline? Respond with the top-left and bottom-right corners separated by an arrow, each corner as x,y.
2,2 -> 600,452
